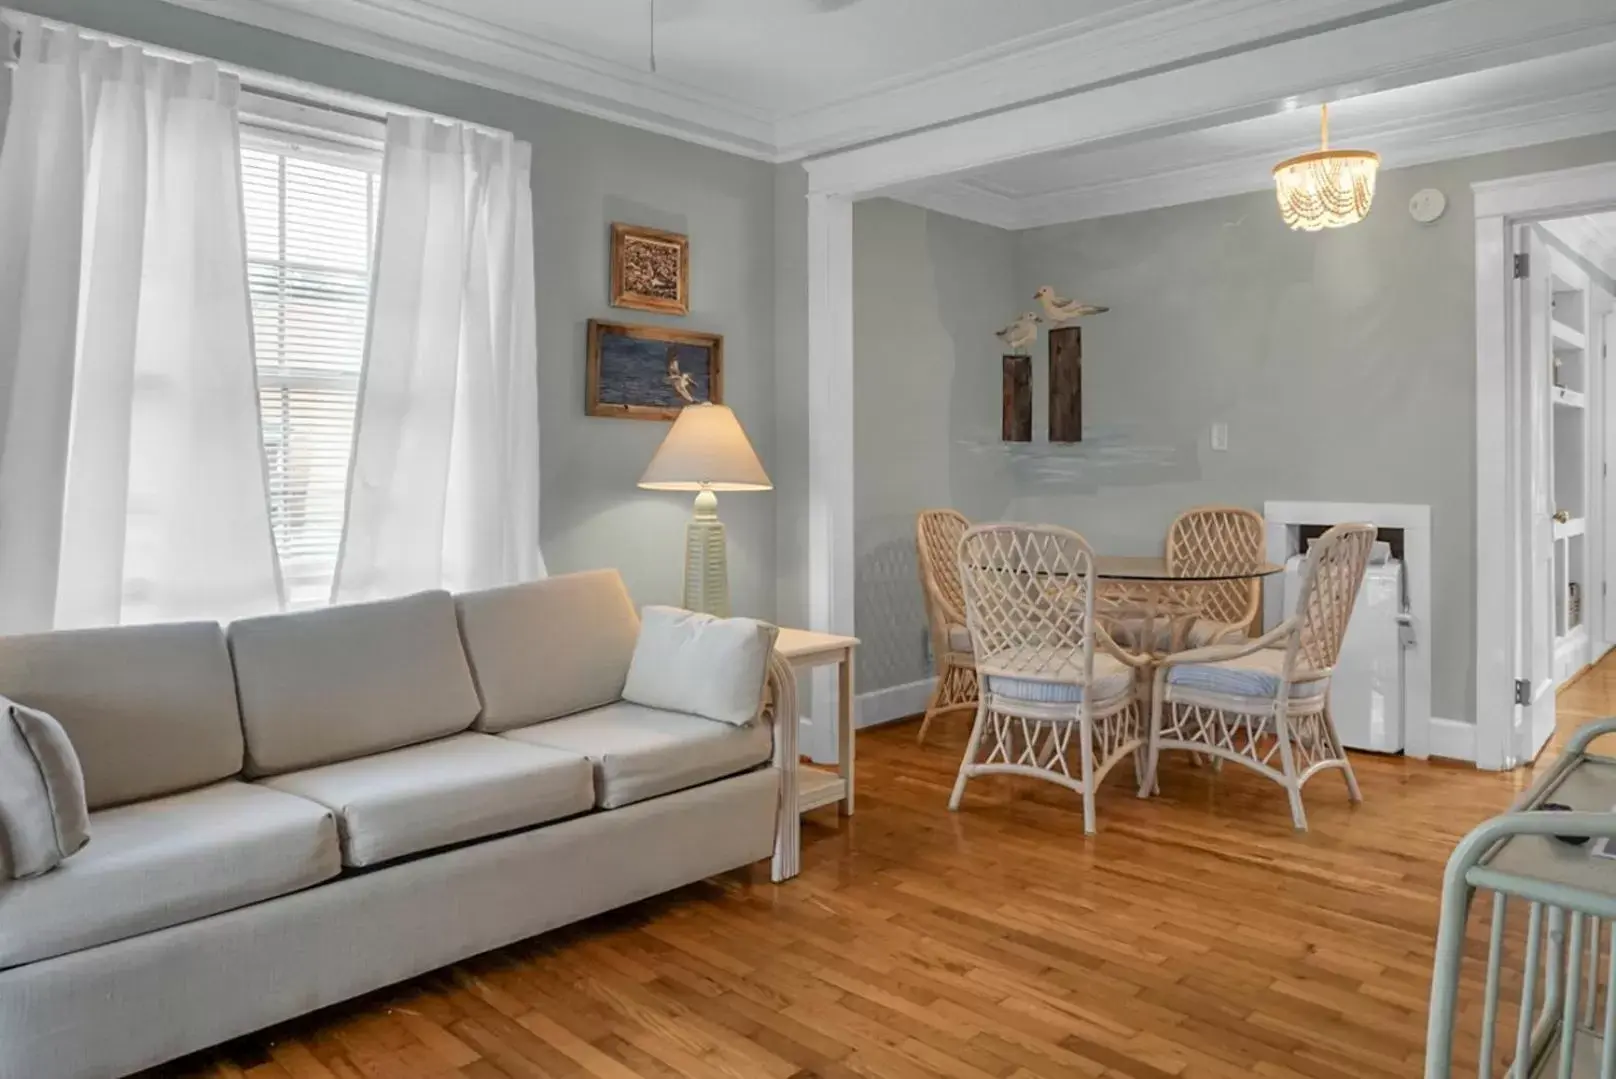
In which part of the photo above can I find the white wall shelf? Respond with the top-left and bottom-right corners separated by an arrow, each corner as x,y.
1553,320 -> 1589,352
1548,245 -> 1594,692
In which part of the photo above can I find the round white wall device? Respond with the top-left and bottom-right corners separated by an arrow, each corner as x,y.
1409,188 -> 1446,224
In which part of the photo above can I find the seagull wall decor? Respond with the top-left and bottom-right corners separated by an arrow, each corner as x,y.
1034,286 -> 1109,324
994,312 -> 1041,355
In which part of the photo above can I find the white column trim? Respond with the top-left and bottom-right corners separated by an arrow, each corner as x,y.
805,192 -> 856,764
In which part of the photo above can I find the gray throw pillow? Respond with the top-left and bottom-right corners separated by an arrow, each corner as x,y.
0,698 -> 90,879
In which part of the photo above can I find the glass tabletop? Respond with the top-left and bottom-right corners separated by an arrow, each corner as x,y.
1093,555 -> 1284,582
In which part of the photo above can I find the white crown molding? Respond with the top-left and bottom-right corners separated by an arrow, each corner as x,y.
805,0 -> 1616,197
983,83 -> 1616,228
882,178 -> 1024,231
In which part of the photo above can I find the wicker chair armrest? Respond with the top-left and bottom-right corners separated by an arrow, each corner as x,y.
1193,618 -> 1252,646
1153,618 -> 1297,670
1095,624 -> 1152,669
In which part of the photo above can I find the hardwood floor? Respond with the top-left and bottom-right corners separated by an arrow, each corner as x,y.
150,662 -> 1616,1079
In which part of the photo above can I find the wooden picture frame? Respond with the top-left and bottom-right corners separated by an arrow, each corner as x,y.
610,223 -> 690,315
586,319 -> 724,421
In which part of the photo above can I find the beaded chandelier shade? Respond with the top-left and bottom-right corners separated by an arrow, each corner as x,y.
1272,104 -> 1380,232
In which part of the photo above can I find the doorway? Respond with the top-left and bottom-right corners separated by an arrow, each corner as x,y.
1475,163 -> 1616,770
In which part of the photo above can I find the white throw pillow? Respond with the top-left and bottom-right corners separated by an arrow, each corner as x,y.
0,697 -> 90,879
621,607 -> 779,727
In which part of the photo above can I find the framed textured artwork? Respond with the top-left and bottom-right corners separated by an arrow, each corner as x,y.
586,319 -> 723,421
610,222 -> 690,315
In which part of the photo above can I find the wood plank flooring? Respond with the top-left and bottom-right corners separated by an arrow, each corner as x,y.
148,663 -> 1616,1079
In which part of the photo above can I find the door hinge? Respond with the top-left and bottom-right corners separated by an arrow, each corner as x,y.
1515,678 -> 1532,706
1514,253 -> 1531,279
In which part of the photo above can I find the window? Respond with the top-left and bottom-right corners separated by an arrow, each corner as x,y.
241,134 -> 380,607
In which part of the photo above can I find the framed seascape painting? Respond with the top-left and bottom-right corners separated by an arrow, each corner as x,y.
586,320 -> 724,421
610,222 -> 690,315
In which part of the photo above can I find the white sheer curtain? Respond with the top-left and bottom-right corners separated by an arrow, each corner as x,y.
0,20 -> 283,631
333,115 -> 544,602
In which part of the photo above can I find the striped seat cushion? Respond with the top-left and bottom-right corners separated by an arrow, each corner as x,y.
1166,648 -> 1327,700
983,648 -> 1132,704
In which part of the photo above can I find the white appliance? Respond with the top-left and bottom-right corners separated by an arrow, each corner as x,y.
1281,545 -> 1408,753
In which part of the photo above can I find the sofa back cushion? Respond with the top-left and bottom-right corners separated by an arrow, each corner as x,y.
456,570 -> 640,732
0,622 -> 243,809
229,591 -> 482,776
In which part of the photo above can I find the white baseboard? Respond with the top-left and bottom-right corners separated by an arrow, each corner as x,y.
1426,716 -> 1476,763
856,678 -> 933,730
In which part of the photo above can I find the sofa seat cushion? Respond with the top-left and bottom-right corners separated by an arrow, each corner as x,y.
0,781 -> 338,970
229,590 -> 483,777
501,702 -> 771,809
258,733 -> 595,868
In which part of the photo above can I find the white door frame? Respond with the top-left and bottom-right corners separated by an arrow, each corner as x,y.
1473,161 -> 1616,770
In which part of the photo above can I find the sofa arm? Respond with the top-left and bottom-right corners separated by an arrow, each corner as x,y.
763,648 -> 800,882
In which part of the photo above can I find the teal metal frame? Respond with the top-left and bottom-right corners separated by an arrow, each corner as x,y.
1426,718 -> 1616,1078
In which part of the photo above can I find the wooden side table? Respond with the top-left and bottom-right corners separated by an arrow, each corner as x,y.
774,628 -> 858,817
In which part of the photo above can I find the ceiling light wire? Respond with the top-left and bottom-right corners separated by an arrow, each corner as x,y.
648,0 -> 657,73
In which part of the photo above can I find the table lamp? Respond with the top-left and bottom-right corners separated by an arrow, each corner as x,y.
638,402 -> 772,617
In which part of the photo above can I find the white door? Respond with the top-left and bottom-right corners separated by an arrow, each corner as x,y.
1605,308 -> 1616,646
1514,226 -> 1557,763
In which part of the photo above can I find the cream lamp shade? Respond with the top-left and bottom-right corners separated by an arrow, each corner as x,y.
638,403 -> 771,616
638,403 -> 772,492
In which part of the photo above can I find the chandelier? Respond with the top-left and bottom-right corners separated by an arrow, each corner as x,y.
1272,104 -> 1380,231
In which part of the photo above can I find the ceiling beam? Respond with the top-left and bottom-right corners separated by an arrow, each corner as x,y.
773,0 -> 1418,160
804,0 -> 1616,197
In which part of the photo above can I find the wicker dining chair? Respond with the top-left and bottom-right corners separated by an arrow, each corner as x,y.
1106,505 -> 1265,651
951,523 -> 1150,834
916,509 -> 978,745
1138,522 -> 1375,830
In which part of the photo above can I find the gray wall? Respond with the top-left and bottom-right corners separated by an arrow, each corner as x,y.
3,0 -> 780,618
1004,135 -> 1616,723
851,135 -> 1616,718
852,200 -> 1018,691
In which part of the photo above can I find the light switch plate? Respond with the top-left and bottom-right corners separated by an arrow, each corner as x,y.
1211,422 -> 1229,451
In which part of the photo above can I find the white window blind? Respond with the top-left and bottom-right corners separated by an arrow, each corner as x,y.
241,133 -> 380,607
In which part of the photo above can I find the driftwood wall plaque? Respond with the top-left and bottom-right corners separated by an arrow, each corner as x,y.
1048,326 -> 1082,443
1002,355 -> 1031,442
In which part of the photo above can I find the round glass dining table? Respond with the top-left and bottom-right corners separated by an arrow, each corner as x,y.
1093,557 -> 1284,656
1093,556 -> 1284,582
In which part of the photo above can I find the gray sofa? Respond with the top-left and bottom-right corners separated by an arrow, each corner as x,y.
0,569 -> 797,1079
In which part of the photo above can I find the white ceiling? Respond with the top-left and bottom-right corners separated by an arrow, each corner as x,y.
160,0 -> 1438,160
438,0 -> 1117,113
158,0 -> 1616,224
1543,212 -> 1616,280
